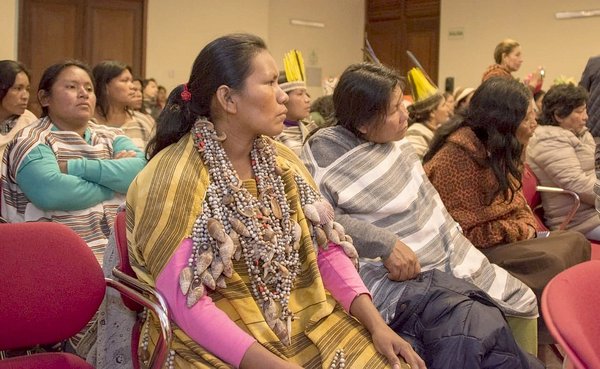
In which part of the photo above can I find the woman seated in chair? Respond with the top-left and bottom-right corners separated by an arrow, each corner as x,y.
526,83 -> 600,240
1,60 -> 146,265
127,33 -> 426,369
0,60 -> 37,159
404,68 -> 450,160
422,77 -> 591,343
275,50 -> 317,156
93,60 -> 155,150
301,62 -> 542,368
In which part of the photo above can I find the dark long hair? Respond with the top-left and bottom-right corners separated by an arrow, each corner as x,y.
92,60 -> 132,120
0,60 -> 31,102
333,62 -> 403,137
38,60 -> 93,117
146,33 -> 267,159
424,77 -> 531,203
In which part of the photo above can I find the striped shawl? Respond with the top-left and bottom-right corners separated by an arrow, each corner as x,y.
302,126 -> 538,319
1,117 -> 125,264
127,133 -> 404,368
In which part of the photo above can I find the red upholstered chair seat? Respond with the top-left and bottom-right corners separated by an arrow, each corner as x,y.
0,221 -> 171,369
542,260 -> 600,368
0,222 -> 105,351
0,352 -> 93,369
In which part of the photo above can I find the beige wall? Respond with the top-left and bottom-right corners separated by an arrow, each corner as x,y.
267,0 -> 365,98
147,0 -> 365,96
146,0 -> 270,92
440,0 -> 600,92
0,0 -> 18,59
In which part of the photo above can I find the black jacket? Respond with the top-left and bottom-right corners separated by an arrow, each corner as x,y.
580,55 -> 600,137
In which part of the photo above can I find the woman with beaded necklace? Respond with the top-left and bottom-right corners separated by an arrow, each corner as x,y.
126,34 -> 424,369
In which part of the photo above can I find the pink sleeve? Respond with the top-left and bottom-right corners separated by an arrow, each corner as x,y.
155,238 -> 255,368
317,242 -> 371,312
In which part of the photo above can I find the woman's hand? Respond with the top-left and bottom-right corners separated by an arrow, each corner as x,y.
113,150 -> 138,159
371,326 -> 427,369
383,240 -> 421,281
350,295 -> 426,369
525,66 -> 544,92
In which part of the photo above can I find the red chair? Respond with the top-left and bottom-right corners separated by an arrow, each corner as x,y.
542,260 -> 600,369
522,164 -> 600,259
0,222 -> 170,369
110,209 -> 172,369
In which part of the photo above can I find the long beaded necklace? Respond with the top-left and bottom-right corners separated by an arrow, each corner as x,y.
179,117 -> 302,344
179,117 -> 360,348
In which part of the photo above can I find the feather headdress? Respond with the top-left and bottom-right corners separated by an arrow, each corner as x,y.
279,49 -> 306,93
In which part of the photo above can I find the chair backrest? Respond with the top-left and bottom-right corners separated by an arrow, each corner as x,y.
115,209 -> 136,279
542,260 -> 600,369
522,164 -> 548,231
0,222 -> 105,350
114,209 -> 143,311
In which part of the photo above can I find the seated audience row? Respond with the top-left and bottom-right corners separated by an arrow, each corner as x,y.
1,60 -> 146,266
4,34 -> 594,369
125,34 -> 543,368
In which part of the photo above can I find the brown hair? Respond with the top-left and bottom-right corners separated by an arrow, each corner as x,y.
493,39 -> 520,64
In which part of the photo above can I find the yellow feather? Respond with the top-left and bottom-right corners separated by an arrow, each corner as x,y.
407,67 -> 437,102
283,49 -> 306,83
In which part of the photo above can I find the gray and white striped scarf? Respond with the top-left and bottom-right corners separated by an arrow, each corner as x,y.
302,125 -> 538,319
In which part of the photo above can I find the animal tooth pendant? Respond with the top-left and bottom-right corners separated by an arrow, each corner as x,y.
228,216 -> 250,237
303,204 -> 321,224
262,298 -> 279,325
200,270 -> 216,290
210,256 -> 225,280
339,241 -> 358,259
314,227 -> 328,248
195,250 -> 213,275
270,196 -> 283,219
218,235 -> 235,260
207,218 -> 227,242
216,275 -> 227,289
273,319 -> 290,346
179,266 -> 193,295
186,281 -> 205,308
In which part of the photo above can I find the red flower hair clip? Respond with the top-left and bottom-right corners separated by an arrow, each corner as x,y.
181,83 -> 192,101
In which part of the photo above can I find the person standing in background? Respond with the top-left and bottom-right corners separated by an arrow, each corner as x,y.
482,39 -> 543,93
579,55 -> 600,141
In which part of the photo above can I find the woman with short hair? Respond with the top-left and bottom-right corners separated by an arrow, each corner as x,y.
527,83 -> 600,239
